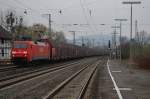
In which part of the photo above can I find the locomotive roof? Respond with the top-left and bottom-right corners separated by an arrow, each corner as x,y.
14,41 -> 34,43
14,40 -> 46,45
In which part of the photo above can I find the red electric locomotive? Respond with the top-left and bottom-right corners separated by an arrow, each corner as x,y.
11,40 -> 51,64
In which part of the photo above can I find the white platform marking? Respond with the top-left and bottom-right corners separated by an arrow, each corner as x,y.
112,71 -> 122,73
113,88 -> 132,91
107,59 -> 123,99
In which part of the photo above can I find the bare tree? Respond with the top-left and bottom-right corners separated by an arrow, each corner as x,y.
52,31 -> 66,44
139,30 -> 150,46
0,11 -> 4,26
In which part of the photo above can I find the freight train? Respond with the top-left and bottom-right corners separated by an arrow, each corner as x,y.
11,39 -> 102,64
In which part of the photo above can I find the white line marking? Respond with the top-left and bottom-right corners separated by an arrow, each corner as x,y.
113,88 -> 132,91
107,59 -> 123,99
112,71 -> 122,73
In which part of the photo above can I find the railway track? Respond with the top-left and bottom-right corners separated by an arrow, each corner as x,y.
0,58 -> 87,81
0,65 -> 18,72
0,59 -> 80,73
44,60 -> 100,99
0,57 -> 99,99
0,58 -> 91,89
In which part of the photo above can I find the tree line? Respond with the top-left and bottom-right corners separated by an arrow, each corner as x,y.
0,10 -> 66,44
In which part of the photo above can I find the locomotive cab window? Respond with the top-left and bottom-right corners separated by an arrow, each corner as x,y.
14,43 -> 28,49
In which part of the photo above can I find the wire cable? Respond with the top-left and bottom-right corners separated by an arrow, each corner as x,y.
79,0 -> 97,35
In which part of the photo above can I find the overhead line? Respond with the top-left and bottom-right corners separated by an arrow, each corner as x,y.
12,0 -> 31,10
80,0 -> 97,34
82,0 -> 100,34
0,0 -> 23,9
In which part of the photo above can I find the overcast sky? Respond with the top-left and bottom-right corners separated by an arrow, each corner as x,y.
0,0 -> 150,40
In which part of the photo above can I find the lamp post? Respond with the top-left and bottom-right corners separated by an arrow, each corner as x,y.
69,31 -> 76,45
100,24 -> 106,47
114,19 -> 127,60
122,1 -> 141,61
111,26 -> 120,59
42,14 -> 52,37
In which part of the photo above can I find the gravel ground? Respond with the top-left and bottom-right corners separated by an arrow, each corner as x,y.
3,57 -> 149,99
0,59 -> 85,81
0,58 -> 96,99
52,60 -> 98,99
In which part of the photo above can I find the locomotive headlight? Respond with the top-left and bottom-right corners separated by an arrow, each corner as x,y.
12,51 -> 16,54
23,51 -> 27,54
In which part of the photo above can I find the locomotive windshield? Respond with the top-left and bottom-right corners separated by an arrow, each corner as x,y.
14,43 -> 28,49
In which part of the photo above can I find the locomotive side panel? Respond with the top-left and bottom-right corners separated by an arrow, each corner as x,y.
31,42 -> 50,61
11,41 -> 51,64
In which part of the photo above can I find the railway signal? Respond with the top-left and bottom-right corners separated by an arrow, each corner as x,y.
108,40 -> 111,49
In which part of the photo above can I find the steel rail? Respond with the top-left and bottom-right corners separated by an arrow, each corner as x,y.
77,62 -> 98,99
43,60 -> 99,99
0,66 -> 18,72
0,59 -> 87,89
